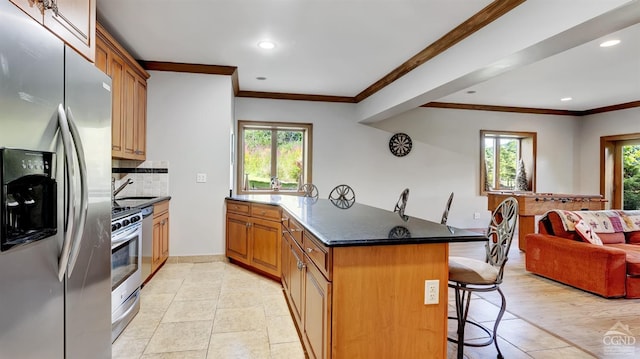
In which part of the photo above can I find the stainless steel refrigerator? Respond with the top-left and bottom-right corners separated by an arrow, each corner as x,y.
0,1 -> 112,358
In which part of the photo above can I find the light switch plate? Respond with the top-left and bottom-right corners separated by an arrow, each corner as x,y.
196,173 -> 207,183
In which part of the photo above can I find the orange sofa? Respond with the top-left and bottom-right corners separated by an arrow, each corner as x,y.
525,210 -> 640,298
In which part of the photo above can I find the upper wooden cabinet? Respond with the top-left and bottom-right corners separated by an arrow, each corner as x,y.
10,0 -> 96,62
95,23 -> 149,160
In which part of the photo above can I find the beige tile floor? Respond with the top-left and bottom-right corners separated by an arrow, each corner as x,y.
113,259 -> 595,359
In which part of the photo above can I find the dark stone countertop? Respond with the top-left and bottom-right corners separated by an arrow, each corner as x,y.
227,194 -> 487,247
114,196 -> 172,209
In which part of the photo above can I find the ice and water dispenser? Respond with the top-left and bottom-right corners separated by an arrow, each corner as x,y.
1,148 -> 57,251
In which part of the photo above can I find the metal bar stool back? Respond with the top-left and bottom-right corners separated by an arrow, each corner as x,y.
447,196 -> 518,359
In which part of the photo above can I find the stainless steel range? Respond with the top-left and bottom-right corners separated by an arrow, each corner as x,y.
111,206 -> 142,342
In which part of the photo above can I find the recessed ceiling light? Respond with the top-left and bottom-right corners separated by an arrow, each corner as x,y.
600,39 -> 621,48
257,41 -> 276,50
560,97 -> 573,102
256,77 -> 267,81
466,90 -> 476,94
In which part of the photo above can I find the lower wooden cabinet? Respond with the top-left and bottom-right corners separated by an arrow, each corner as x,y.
303,253 -> 331,359
152,200 -> 170,273
280,208 -> 447,359
282,230 -> 304,325
282,215 -> 332,359
225,200 -> 282,278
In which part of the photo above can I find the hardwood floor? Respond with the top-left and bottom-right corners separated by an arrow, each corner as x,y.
449,241 -> 640,358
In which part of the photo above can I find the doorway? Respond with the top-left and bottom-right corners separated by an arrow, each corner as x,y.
601,134 -> 640,209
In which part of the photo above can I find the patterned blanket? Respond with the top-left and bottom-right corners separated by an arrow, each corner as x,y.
547,210 -> 640,233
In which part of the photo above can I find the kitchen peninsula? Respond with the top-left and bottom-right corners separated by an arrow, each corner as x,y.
225,195 -> 486,358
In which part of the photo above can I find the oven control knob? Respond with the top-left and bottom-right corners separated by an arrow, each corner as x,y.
112,224 -> 117,231
131,215 -> 140,223
122,219 -> 130,226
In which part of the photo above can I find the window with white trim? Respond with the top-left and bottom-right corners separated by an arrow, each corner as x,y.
480,130 -> 536,195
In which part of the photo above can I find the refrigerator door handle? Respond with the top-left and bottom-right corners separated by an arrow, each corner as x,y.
56,103 -> 76,281
65,107 -> 89,277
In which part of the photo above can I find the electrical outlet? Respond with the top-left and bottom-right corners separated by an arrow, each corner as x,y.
424,280 -> 439,305
196,173 -> 207,183
473,212 -> 481,219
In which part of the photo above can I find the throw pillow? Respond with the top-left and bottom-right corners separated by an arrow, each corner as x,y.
575,219 -> 603,245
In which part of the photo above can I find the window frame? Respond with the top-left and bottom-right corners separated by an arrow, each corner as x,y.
236,120 -> 313,195
480,130 -> 537,195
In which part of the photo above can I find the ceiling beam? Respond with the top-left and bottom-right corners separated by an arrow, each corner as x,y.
353,0 -> 526,103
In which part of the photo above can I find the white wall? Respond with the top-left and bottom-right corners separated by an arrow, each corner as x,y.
369,107 -> 580,227
145,80 -> 633,256
577,107 -> 640,193
236,99 -> 581,229
146,71 -> 233,256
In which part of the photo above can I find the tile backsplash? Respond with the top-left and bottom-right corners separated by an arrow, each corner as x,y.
112,160 -> 169,197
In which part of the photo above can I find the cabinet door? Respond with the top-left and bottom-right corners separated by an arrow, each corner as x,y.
109,55 -> 125,156
250,218 -> 281,278
160,212 -> 169,260
152,217 -> 162,271
281,231 -> 290,290
134,77 -> 147,159
304,262 -> 331,359
94,40 -> 108,74
123,68 -> 136,157
44,0 -> 96,61
226,213 -> 250,265
288,240 -> 305,326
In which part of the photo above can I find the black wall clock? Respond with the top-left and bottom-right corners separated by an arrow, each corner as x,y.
389,133 -> 412,157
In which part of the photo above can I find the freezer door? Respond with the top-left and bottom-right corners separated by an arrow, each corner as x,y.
63,47 -> 113,359
0,2 -> 65,358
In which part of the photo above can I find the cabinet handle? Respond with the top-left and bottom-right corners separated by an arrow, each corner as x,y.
40,0 -> 59,16
281,217 -> 288,222
296,260 -> 306,271
261,211 -> 266,215
306,247 -> 314,253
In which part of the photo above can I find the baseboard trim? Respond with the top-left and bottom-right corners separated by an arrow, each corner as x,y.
166,255 -> 229,264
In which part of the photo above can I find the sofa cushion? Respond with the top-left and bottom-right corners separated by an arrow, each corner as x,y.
598,232 -> 626,244
626,231 -> 640,244
575,220 -> 603,245
606,244 -> 640,276
545,211 -> 579,240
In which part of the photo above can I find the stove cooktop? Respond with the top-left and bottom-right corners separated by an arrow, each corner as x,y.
111,205 -> 140,220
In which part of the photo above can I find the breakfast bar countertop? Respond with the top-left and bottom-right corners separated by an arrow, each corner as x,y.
227,194 -> 487,247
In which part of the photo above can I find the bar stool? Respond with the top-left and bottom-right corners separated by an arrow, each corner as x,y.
329,184 -> 355,209
299,183 -> 319,199
441,192 -> 454,225
447,197 -> 518,359
393,188 -> 410,221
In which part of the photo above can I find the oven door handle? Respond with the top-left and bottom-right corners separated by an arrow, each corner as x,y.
65,107 -> 89,278
112,290 -> 140,327
56,104 -> 76,282
111,225 -> 140,249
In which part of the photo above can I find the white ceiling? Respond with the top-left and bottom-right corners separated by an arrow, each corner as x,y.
97,0 -> 640,115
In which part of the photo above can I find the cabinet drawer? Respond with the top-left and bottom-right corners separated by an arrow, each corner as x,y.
153,200 -> 169,217
288,217 -> 304,246
227,200 -> 250,215
281,210 -> 290,229
251,203 -> 282,221
303,232 -> 332,280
